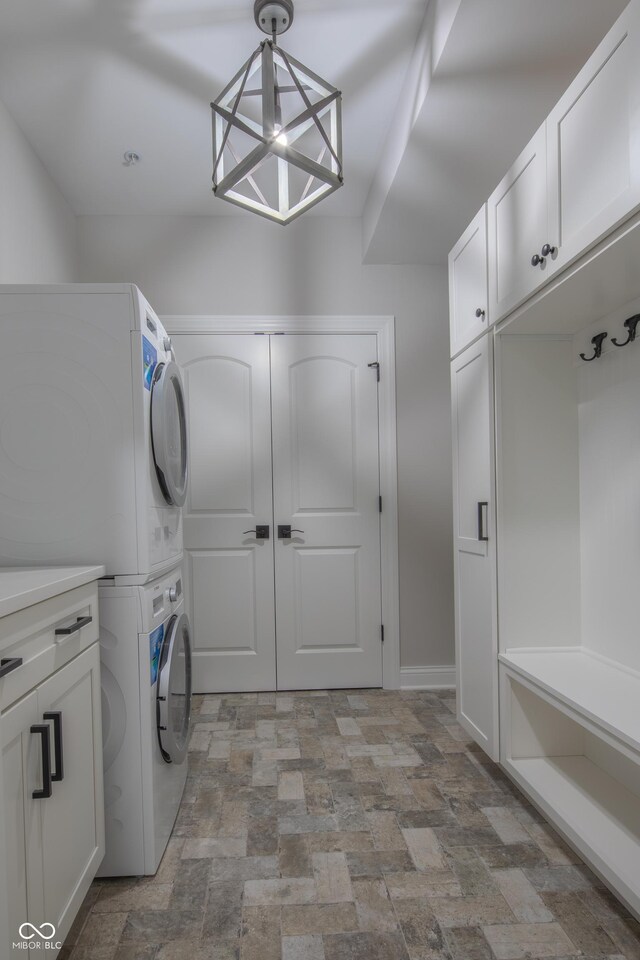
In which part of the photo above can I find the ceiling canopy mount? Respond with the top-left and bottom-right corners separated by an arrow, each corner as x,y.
254,0 -> 294,39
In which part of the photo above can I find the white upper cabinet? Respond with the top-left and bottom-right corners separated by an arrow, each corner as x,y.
547,0 -> 640,276
488,1 -> 640,324
488,124 -> 551,322
449,205 -> 489,357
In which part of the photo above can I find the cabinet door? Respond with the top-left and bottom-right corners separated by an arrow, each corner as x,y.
449,205 -> 489,357
450,336 -> 498,760
35,644 -> 104,944
547,1 -> 640,276
1,691 -> 44,944
488,124 -> 551,323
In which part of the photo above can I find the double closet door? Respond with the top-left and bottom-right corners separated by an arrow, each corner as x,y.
173,333 -> 383,693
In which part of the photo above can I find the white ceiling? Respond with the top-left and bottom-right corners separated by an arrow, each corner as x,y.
0,0 -> 426,218
0,0 -> 631,261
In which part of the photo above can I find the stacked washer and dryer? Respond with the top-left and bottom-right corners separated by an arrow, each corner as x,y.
0,284 -> 192,876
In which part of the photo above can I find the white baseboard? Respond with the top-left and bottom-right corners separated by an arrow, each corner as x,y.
400,665 -> 456,690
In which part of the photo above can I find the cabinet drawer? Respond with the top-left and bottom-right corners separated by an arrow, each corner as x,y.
0,582 -> 98,712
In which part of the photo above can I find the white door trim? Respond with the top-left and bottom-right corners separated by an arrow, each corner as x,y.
163,314 -> 401,690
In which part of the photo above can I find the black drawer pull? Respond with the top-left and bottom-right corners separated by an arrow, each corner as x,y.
43,711 -> 64,783
31,724 -> 52,800
0,657 -> 23,678
55,615 -> 93,637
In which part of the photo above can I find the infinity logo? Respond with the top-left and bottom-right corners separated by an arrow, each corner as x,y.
18,922 -> 56,940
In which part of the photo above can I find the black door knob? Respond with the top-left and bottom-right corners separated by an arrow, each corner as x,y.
541,243 -> 557,257
242,525 -> 270,539
531,253 -> 545,267
475,308 -> 486,319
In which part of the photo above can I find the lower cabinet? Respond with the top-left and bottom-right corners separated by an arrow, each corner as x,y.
2,642 -> 104,950
450,335 -> 499,760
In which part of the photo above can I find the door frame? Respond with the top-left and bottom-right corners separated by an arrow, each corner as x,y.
163,314 -> 400,690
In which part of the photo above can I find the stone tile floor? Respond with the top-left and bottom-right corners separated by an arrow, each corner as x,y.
61,689 -> 640,960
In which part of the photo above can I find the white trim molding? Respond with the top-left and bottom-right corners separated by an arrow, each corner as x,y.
162,314 -> 401,691
401,665 -> 456,690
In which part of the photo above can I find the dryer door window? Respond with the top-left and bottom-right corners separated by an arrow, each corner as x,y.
157,613 -> 192,764
151,360 -> 188,507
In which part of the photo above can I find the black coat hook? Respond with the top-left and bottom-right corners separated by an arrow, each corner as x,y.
580,332 -> 608,362
611,313 -> 640,347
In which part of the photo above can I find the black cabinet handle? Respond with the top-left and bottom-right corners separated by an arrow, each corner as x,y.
0,657 -> 22,678
31,725 -> 52,800
478,501 -> 489,542
541,243 -> 557,257
55,615 -> 93,637
43,711 -> 64,783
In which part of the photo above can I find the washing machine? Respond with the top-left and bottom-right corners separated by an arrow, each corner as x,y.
0,284 -> 187,580
98,565 -> 192,876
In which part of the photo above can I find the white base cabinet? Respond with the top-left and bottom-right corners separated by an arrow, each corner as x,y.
450,336 -> 498,760
0,571 -> 104,956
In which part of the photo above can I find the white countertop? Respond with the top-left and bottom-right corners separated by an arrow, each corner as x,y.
0,566 -> 106,619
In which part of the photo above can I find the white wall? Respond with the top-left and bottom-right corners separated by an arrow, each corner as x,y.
78,214 -> 454,669
0,96 -> 77,282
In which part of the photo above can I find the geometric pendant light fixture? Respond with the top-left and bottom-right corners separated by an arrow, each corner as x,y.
211,0 -> 343,224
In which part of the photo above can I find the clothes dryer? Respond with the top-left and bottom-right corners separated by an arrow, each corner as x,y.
0,284 -> 187,580
98,566 -> 191,876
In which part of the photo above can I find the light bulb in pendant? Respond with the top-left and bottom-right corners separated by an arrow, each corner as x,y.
274,125 -> 288,146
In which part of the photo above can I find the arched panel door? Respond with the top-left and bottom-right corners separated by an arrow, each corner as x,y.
270,335 -> 382,690
171,335 -> 277,693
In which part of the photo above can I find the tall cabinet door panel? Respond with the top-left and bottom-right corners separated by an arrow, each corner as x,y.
449,205 -> 489,357
451,337 -> 498,759
35,643 -> 104,943
1,691 -> 43,944
488,124 -> 550,323
271,335 -> 382,691
173,334 -> 277,693
548,1 -> 640,275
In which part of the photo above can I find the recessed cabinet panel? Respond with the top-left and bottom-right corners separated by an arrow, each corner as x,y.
488,124 -> 550,323
548,2 -> 640,276
37,644 -> 104,941
451,341 -> 490,550
449,206 -> 489,357
457,550 -> 494,751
